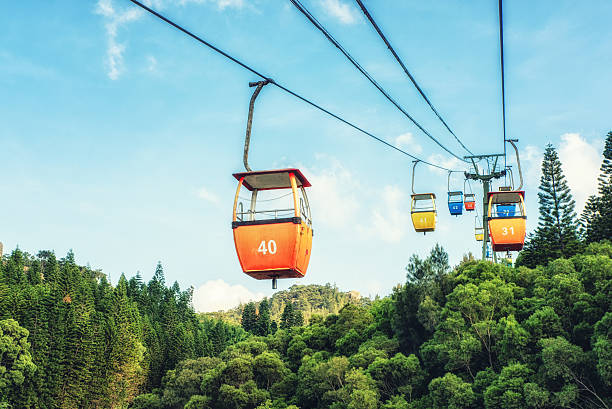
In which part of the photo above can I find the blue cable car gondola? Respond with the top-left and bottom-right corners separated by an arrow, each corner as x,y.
496,203 -> 516,217
447,172 -> 463,216
448,191 -> 463,216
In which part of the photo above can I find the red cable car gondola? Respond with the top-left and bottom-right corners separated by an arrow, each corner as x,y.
464,193 -> 476,211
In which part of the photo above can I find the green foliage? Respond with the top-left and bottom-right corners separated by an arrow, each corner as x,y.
0,319 -> 37,408
206,283 -> 366,325
280,302 -> 304,330
242,302 -> 258,333
0,249 -> 245,408
517,144 -> 582,268
131,393 -> 163,409
2,235 -> 611,409
581,131 -> 612,242
135,243 -> 610,409
429,373 -> 476,409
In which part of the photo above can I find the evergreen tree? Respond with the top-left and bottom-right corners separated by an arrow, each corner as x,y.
280,302 -> 295,329
256,299 -> 271,336
241,302 -> 258,333
517,145 -> 581,267
581,131 -> 612,242
292,309 -> 304,327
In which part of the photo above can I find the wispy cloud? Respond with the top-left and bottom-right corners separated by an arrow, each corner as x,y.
426,153 -> 463,175
95,0 -> 142,80
395,132 -> 423,154
179,0 -> 246,10
521,144 -> 543,187
558,133 -> 603,213
192,279 -> 264,312
319,0 -> 359,25
303,156 -> 360,230
197,186 -> 220,205
521,133 -> 602,214
146,55 -> 158,73
361,185 -> 410,243
95,0 -> 248,79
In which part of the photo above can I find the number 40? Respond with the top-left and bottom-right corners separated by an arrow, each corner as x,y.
257,240 -> 277,255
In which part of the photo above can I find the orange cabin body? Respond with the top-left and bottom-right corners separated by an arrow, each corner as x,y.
233,220 -> 312,279
488,218 -> 526,252
487,190 -> 526,252
232,169 -> 313,281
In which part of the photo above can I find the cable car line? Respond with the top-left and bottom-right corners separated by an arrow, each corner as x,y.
353,0 -> 474,156
289,0 -> 468,163
125,0 -> 460,172
498,0 -> 508,172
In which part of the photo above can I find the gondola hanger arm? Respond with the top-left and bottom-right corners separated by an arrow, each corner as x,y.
411,160 -> 420,195
243,80 -> 270,172
506,139 -> 523,190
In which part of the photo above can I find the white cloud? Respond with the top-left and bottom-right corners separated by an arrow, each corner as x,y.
95,0 -> 143,80
179,0 -> 245,10
197,186 -> 220,204
520,133 -> 602,213
362,185 -> 410,243
193,279 -> 264,312
96,0 -> 115,17
304,156 -> 360,229
214,0 -> 245,9
395,132 -> 423,154
558,133 -> 602,212
95,0 -> 247,80
319,0 -> 359,25
426,154 -> 464,175
147,55 -> 157,72
520,144 -> 543,188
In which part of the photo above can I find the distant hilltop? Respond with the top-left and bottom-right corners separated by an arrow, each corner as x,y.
201,283 -> 368,325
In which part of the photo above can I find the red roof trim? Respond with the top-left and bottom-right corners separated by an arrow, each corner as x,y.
487,190 -> 525,199
232,168 -> 312,191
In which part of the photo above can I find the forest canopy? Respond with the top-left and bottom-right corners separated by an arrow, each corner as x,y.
2,240 -> 610,409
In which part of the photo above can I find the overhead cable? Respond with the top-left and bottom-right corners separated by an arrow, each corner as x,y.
354,0 -> 473,156
498,0 -> 507,171
289,0 -> 468,163
125,0 -> 460,171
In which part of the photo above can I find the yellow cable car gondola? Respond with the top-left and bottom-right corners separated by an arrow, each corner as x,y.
487,190 -> 526,251
475,216 -> 484,241
410,160 -> 436,234
232,81 -> 313,289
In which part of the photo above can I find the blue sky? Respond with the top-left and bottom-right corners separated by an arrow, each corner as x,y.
1,0 -> 610,311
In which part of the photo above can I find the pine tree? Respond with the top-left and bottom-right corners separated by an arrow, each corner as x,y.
241,302 -> 257,333
292,309 -> 304,327
280,302 -> 294,329
581,131 -> 612,242
107,274 -> 146,406
517,145 -> 582,267
255,299 -> 271,336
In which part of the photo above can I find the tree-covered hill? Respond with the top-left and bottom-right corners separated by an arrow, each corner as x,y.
0,251 -> 246,409
131,242 -> 612,409
202,284 -> 365,326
